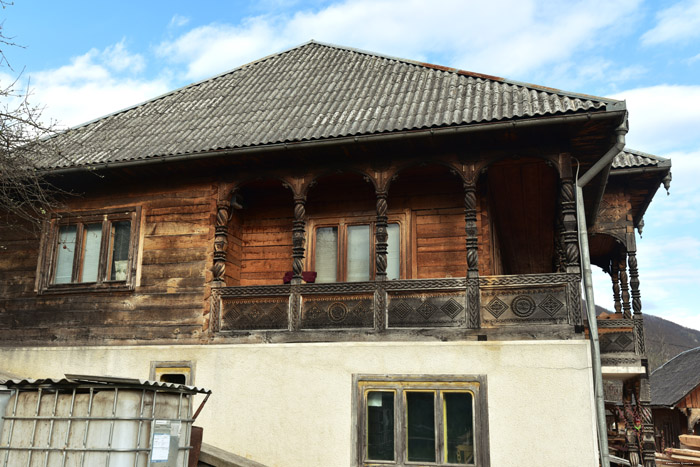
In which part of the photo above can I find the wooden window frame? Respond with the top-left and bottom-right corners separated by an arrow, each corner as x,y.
353,375 -> 490,467
37,207 -> 141,294
306,211 -> 410,282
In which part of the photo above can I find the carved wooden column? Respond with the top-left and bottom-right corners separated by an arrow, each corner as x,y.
464,179 -> 480,329
292,195 -> 307,284
375,190 -> 388,281
212,199 -> 230,286
638,374 -> 657,467
611,259 -> 622,314
619,254 -> 631,319
560,178 -> 580,273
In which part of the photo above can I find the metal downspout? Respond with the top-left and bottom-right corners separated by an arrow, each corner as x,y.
576,122 -> 627,467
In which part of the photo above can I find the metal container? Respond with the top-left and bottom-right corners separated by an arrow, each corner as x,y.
0,375 -> 210,467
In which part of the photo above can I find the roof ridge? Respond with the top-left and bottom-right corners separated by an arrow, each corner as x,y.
305,40 -> 624,106
651,345 -> 700,375
621,147 -> 671,162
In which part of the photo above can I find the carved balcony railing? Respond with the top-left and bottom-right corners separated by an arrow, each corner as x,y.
597,316 -> 645,367
211,273 -> 583,335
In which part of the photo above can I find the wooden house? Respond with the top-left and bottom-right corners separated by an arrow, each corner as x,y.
0,41 -> 671,466
651,347 -> 700,451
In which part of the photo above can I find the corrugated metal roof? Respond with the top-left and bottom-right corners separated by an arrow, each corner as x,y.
651,346 -> 700,407
39,41 -> 620,170
612,148 -> 670,170
2,375 -> 211,394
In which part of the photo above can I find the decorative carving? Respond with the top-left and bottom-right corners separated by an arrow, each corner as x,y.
611,260 -> 622,314
619,255 -> 631,318
538,294 -> 563,317
634,315 -> 646,356
374,286 -> 386,331
387,292 -> 466,328
480,283 -> 569,326
599,332 -> 636,353
628,250 -> 642,316
290,286 -> 301,331
559,178 -> 580,272
213,200 -> 230,283
383,278 -> 467,291
375,190 -> 388,280
467,278 -> 480,328
479,273 -> 579,287
485,297 -> 508,318
218,285 -> 292,297
601,356 -> 640,366
299,281 -> 376,295
567,277 -> 583,326
511,295 -> 536,317
292,196 -> 307,283
464,181 -> 479,278
597,319 -> 635,328
220,297 -> 289,331
301,295 -> 373,329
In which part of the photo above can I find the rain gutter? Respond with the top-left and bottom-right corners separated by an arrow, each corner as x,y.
43,109 -> 626,176
576,118 -> 628,467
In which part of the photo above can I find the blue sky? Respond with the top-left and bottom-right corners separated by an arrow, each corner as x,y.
2,0 -> 699,330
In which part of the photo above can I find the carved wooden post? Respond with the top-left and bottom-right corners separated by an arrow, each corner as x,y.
619,254 -> 631,319
611,259 -> 622,314
560,178 -> 580,273
375,190 -> 388,281
628,247 -> 646,357
292,195 -> 307,284
212,199 -> 230,286
638,374 -> 657,467
464,179 -> 480,329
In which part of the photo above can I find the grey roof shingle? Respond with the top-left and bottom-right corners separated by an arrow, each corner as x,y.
612,148 -> 670,170
39,41 -> 622,170
651,346 -> 700,407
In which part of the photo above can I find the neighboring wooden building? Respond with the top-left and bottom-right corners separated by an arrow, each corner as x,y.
651,347 -> 700,450
0,41 -> 671,466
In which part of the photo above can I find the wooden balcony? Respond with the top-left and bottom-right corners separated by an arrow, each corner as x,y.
211,273 -> 583,339
597,314 -> 646,378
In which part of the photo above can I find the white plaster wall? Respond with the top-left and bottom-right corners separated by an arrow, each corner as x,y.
0,340 -> 598,467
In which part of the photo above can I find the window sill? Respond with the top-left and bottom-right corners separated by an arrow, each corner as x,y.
38,282 -> 135,295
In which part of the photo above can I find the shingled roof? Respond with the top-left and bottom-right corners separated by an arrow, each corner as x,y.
651,347 -> 700,407
39,40 -> 622,171
612,148 -> 671,171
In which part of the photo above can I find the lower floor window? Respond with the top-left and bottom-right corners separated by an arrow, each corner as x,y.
356,376 -> 489,466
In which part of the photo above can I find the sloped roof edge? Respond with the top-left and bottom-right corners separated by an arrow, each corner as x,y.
651,346 -> 700,407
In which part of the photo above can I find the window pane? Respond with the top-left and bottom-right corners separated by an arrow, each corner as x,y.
366,391 -> 394,461
387,223 -> 400,280
406,391 -> 436,462
110,221 -> 131,281
444,392 -> 474,464
315,227 -> 338,283
54,225 -> 77,284
347,224 -> 370,282
80,223 -> 103,282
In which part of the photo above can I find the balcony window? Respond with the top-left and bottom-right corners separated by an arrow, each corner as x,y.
310,216 -> 404,283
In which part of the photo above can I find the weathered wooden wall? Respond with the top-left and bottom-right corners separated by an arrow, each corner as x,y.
0,178 -> 217,345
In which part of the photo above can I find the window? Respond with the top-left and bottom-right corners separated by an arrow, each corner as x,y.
354,376 -> 489,466
38,207 -> 140,293
308,214 -> 407,283
150,361 -> 194,385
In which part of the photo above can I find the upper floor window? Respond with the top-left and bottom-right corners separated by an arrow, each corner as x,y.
38,207 -> 140,293
308,214 -> 407,283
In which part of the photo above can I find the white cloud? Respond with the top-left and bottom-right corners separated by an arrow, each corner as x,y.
156,0 -> 642,81
611,85 -> 700,154
641,0 -> 700,45
25,42 -> 168,128
169,15 -> 190,28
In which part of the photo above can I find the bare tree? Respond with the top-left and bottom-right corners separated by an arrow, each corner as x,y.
0,2 -> 66,229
